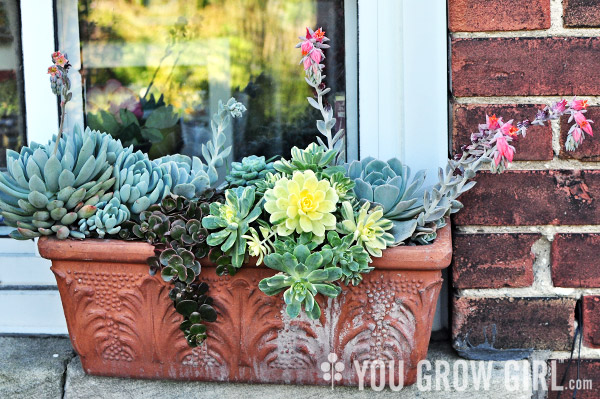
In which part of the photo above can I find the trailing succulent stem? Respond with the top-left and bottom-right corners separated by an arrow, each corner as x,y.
125,194 -> 219,347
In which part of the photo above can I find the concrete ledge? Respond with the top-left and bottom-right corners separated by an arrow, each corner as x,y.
0,337 -> 74,399
0,337 -> 532,398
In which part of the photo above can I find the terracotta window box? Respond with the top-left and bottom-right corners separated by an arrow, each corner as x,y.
38,223 -> 452,386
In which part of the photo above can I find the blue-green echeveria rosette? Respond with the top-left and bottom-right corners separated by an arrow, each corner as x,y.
345,157 -> 426,244
0,126 -> 123,239
112,147 -> 170,215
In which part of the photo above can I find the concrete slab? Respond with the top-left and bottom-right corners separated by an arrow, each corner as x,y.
0,336 -> 74,399
63,341 -> 532,399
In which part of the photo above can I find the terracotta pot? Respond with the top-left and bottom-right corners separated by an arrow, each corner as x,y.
38,224 -> 452,387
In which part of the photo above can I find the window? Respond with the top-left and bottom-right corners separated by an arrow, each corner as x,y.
1,0 -> 449,334
0,0 -> 25,169
58,0 -> 349,162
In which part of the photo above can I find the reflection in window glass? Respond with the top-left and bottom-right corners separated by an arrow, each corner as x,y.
76,0 -> 346,161
0,0 -> 26,169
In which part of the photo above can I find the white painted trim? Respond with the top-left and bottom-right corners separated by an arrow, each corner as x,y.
401,0 -> 449,186
0,291 -> 67,334
344,0 -> 359,161
0,255 -> 53,286
358,0 -> 448,186
20,0 -> 59,145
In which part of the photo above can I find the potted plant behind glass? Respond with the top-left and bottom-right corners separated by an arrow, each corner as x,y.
2,30 -> 593,387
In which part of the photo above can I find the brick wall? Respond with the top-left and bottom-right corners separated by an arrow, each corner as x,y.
449,0 -> 600,394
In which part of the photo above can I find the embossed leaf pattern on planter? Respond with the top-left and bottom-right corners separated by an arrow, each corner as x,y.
206,274 -> 282,378
51,258 -> 443,385
117,276 -> 190,364
51,268 -> 109,359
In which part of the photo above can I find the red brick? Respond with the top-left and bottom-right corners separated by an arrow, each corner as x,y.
583,296 -> 600,348
452,170 -> 600,226
451,37 -> 600,97
452,233 -> 538,288
559,107 -> 600,161
453,297 -> 575,350
564,0 -> 600,28
552,234 -> 600,288
452,104 -> 553,161
547,359 -> 600,398
449,0 -> 550,31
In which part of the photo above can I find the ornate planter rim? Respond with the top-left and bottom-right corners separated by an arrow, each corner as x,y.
38,223 -> 452,271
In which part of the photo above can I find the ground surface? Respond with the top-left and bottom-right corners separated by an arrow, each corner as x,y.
0,337 -> 533,398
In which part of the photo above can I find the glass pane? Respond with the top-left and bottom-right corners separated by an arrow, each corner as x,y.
0,0 -> 26,169
73,0 -> 346,161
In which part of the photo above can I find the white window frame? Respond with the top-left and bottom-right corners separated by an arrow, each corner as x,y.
1,0 -> 449,334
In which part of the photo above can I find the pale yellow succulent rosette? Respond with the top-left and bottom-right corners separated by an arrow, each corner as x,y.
264,170 -> 339,238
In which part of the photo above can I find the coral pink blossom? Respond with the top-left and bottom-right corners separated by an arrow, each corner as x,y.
574,111 -> 593,136
305,27 -> 313,40
553,99 -> 568,113
303,57 -> 312,71
571,98 -> 588,111
500,122 -> 518,138
301,40 -> 313,56
486,114 -> 500,130
494,133 -> 514,166
47,66 -> 60,77
573,127 -> 583,143
51,51 -> 63,62
313,28 -> 325,42
310,48 -> 322,64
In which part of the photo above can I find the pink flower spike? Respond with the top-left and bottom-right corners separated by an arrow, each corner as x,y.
301,40 -> 313,56
573,127 -> 583,143
553,99 -> 568,113
47,65 -> 60,77
305,27 -> 313,40
500,122 -> 518,138
310,48 -> 322,64
303,57 -> 312,71
314,28 -> 326,43
486,114 -> 501,130
571,97 -> 588,111
495,133 -> 514,163
574,111 -> 593,136
51,51 -> 62,62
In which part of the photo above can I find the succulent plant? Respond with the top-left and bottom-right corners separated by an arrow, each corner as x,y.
123,193 -> 217,347
323,230 -> 372,286
0,126 -> 123,239
345,157 -> 428,244
155,154 -> 211,199
111,147 -> 170,216
225,155 -> 276,187
328,172 -> 356,203
337,201 -> 394,257
254,171 -> 282,196
79,197 -> 130,238
264,169 -> 339,238
200,98 -> 245,184
123,194 -> 213,270
159,247 -> 201,284
346,157 -> 467,245
259,244 -> 341,319
169,281 -> 217,347
273,143 -> 342,176
202,186 -> 262,269
241,222 -> 275,265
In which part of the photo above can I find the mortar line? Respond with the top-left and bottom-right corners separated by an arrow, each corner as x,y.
453,96 -> 600,105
